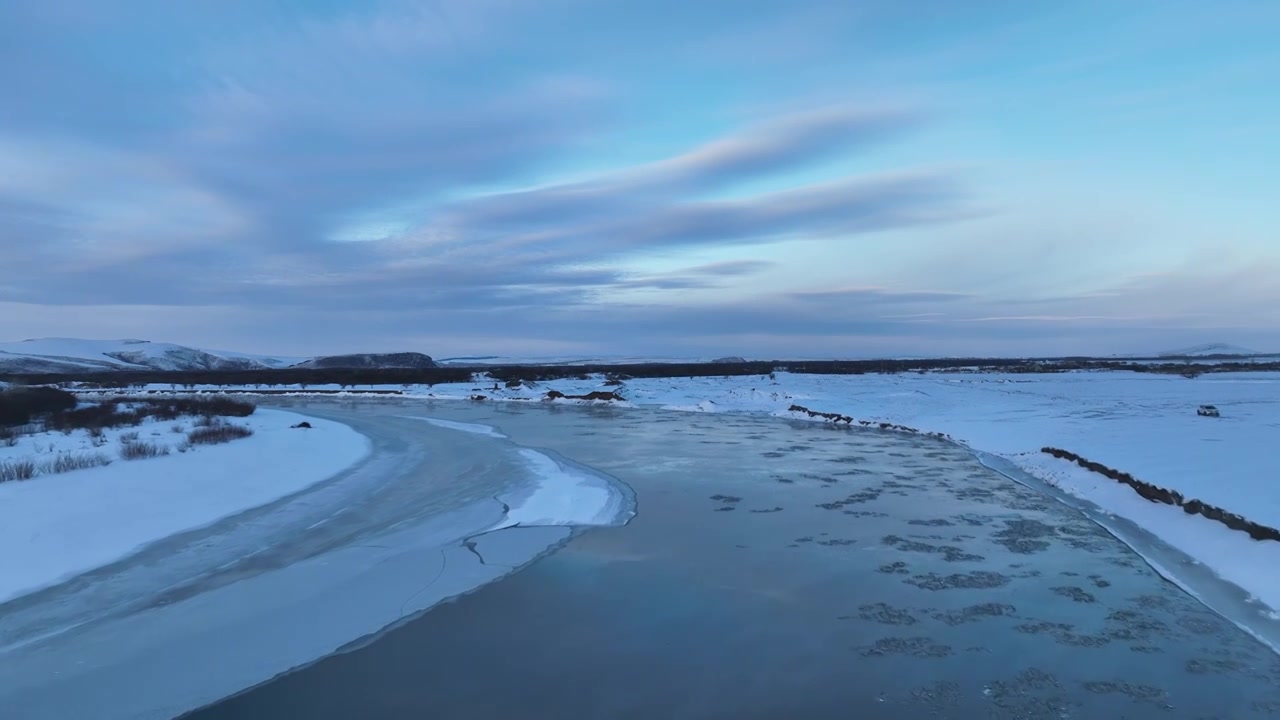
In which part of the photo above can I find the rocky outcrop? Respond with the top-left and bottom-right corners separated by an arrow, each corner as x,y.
544,390 -> 625,402
784,404 -> 952,440
292,352 -> 436,370
787,404 -> 853,424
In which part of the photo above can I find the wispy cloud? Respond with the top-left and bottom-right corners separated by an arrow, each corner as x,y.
0,0 -> 1275,356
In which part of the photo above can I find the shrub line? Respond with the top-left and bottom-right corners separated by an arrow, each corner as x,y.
1041,447 -> 1280,543
785,404 -> 955,441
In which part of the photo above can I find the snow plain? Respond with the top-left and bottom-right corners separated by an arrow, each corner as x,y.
0,408 -> 370,603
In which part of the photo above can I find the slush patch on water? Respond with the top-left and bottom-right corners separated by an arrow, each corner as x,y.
993,519 -> 1058,554
951,513 -> 989,527
1081,680 -> 1170,707
854,602 -> 918,625
828,455 -> 867,465
952,486 -> 995,501
1015,621 -> 1112,648
983,668 -> 1076,719
1253,700 -> 1280,714
1134,593 -> 1172,609
881,534 -> 983,562
1185,657 -> 1246,675
906,570 -> 1010,591
816,489 -> 880,510
878,561 -> 910,575
932,603 -> 1017,626
1105,610 -> 1172,642
404,416 -> 507,439
1178,614 -> 1226,635
909,680 -> 961,709
907,518 -> 954,527
859,636 -> 952,658
1052,586 -> 1097,603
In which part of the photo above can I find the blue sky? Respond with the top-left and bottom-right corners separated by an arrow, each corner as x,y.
1,0 -> 1277,357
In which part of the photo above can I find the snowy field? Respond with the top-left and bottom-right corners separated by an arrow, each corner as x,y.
0,408 -> 370,603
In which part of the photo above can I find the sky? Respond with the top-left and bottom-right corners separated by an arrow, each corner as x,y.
1,0 -> 1277,359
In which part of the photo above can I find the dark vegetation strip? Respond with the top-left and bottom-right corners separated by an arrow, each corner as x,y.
1041,447 -> 1280,543
48,396 -> 255,432
1,387 -> 256,431
786,404 -> 954,440
5,357 -> 1280,389
0,386 -> 77,426
188,423 -> 254,445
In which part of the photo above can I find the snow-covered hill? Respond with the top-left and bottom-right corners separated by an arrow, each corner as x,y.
1157,343 -> 1261,357
291,352 -> 437,370
0,339 -> 435,374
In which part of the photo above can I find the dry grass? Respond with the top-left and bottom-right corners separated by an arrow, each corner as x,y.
42,453 -> 112,474
0,460 -> 37,483
187,424 -> 254,445
120,440 -> 169,461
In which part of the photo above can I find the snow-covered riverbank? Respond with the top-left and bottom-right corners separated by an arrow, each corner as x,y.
0,408 -> 370,603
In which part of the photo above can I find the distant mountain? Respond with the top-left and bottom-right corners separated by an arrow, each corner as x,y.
290,352 -> 437,370
1156,343 -> 1262,358
436,355 -> 720,366
0,339 -> 435,374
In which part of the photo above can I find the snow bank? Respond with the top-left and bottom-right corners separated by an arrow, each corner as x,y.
0,409 -> 369,603
401,415 -> 633,531
494,449 -> 631,529
1017,453 -> 1280,614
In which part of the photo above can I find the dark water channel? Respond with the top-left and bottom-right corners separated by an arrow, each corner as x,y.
188,400 -> 1280,719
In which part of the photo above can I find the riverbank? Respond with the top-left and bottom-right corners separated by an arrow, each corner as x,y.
0,408 -> 370,603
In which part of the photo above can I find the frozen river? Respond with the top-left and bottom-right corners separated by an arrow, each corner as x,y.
5,399 -> 1280,718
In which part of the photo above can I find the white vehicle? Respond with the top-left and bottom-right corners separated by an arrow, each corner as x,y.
1197,404 -> 1220,417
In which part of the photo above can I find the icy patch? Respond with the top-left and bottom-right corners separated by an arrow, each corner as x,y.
495,449 -> 632,529
403,416 -> 507,439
